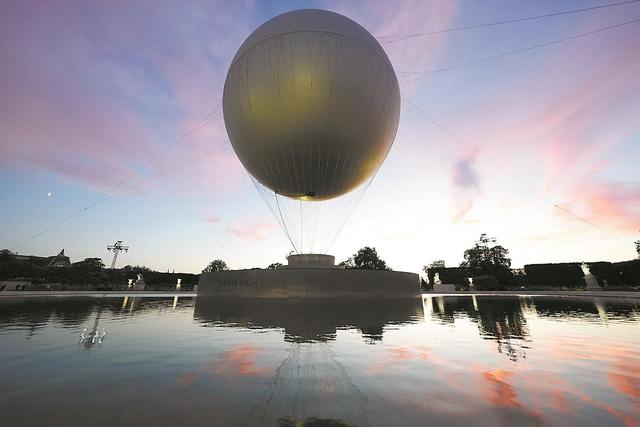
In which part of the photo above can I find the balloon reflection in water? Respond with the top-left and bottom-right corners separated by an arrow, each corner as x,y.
194,297 -> 424,343
195,297 -> 421,425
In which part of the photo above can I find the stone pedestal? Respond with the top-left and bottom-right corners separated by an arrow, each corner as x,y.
432,283 -> 457,293
198,268 -> 420,298
584,275 -> 601,290
581,263 -> 601,290
133,274 -> 146,291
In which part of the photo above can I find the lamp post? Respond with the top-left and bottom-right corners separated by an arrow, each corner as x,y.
107,240 -> 129,269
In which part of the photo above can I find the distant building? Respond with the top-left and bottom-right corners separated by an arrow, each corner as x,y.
12,249 -> 71,268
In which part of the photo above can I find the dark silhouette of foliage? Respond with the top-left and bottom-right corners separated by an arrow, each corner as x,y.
460,235 -> 513,287
422,260 -> 470,288
0,253 -> 198,290
461,244 -> 511,273
420,277 -> 431,291
587,262 -> 619,287
267,262 -> 283,269
72,257 -> 105,272
524,263 -> 584,288
423,266 -> 469,287
636,240 -> 640,258
202,259 -> 229,273
427,260 -> 445,269
338,257 -> 355,269
610,260 -> 640,288
422,260 -> 446,279
122,264 -> 153,272
0,249 -> 15,263
472,274 -> 501,290
340,247 -> 390,270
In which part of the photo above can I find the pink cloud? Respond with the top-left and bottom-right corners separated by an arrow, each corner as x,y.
0,1 -> 461,199
228,221 -> 277,241
452,199 -> 476,224
416,20 -> 639,236
368,345 -> 439,374
609,358 -> 640,399
179,342 -> 271,387
0,1 -> 252,196
210,345 -> 271,378
203,215 -> 221,223
523,51 -> 639,195
482,369 -> 520,408
561,181 -> 640,234
332,0 -> 460,92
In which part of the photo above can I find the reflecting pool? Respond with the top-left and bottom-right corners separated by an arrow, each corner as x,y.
0,295 -> 638,426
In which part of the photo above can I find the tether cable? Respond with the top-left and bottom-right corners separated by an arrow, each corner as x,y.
10,108 -> 222,251
398,18 -> 640,79
405,99 -> 635,248
378,0 -> 640,42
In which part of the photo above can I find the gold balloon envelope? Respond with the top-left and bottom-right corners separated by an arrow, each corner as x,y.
223,9 -> 401,201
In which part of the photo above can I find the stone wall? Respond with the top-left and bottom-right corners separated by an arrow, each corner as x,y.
198,268 -> 420,298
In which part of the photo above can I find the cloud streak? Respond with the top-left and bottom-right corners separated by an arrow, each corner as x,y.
0,1 -> 251,196
451,153 -> 481,223
228,221 -> 277,241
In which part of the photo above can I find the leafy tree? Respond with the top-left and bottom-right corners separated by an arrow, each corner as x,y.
0,249 -> 16,263
122,265 -> 153,272
636,240 -> 640,258
460,235 -> 512,287
342,247 -> 390,270
422,260 -> 445,274
202,259 -> 229,273
338,257 -> 355,269
72,258 -> 105,272
267,262 -> 283,269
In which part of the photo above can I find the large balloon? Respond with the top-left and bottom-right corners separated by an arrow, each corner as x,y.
223,9 -> 400,201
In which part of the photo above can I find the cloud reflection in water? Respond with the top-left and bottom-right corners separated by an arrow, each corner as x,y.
0,295 -> 638,426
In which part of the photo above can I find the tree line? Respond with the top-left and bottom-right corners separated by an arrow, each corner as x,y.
4,236 -> 639,291
201,246 -> 392,274
0,250 -> 197,291
423,234 -> 640,290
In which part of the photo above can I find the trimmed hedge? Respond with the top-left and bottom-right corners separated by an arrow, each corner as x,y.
588,262 -> 620,287
472,275 -> 502,290
426,267 -> 469,286
613,260 -> 640,287
524,263 -> 584,288
0,260 -> 200,290
524,260 -> 640,289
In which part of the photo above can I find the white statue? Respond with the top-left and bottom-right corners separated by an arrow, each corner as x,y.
434,273 -> 442,285
133,273 -> 146,290
581,263 -> 600,290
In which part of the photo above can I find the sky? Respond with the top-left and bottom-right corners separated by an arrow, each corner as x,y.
1,0 -> 639,274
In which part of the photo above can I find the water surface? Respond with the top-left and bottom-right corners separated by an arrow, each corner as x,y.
0,295 -> 638,426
